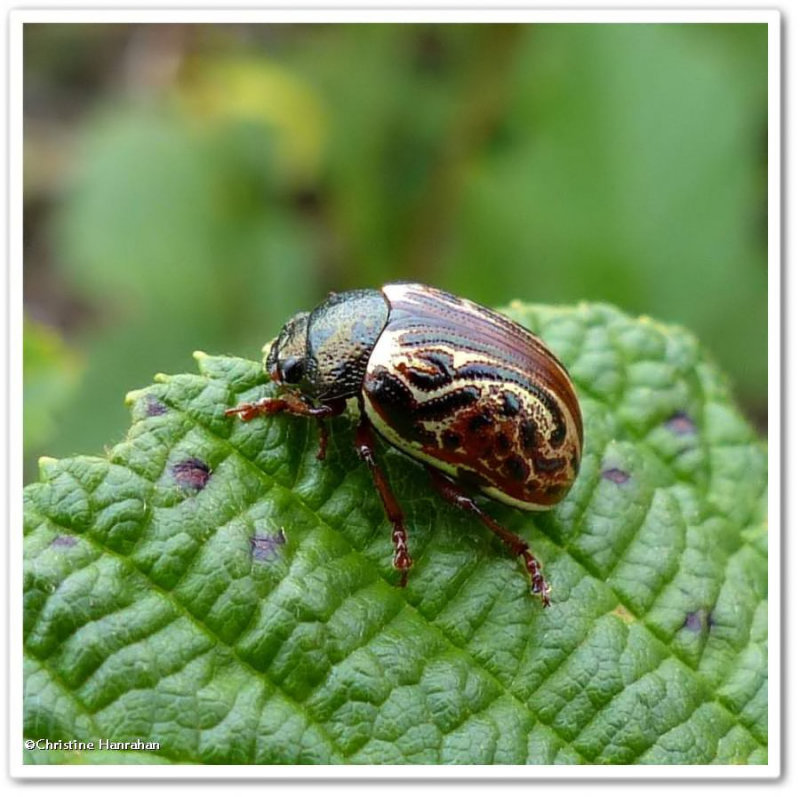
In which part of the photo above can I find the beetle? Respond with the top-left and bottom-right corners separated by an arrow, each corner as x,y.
225,282 -> 583,606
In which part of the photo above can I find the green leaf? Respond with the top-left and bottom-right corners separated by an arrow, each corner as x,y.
23,302 -> 767,765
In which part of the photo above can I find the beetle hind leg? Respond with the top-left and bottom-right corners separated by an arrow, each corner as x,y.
355,413 -> 413,586
426,466 -> 551,607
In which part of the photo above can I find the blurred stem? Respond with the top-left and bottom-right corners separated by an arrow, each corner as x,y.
401,24 -> 525,280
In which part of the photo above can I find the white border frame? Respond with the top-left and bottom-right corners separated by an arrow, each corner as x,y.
6,4 -> 782,781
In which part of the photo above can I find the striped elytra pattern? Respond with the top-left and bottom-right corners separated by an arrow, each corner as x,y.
363,283 -> 583,510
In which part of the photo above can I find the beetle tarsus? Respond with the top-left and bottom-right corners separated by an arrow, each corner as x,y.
392,526 -> 413,585
355,412 -> 413,587
426,466 -> 552,607
523,551 -> 552,607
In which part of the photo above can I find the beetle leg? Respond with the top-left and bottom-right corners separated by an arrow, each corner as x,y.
226,393 -> 345,460
355,414 -> 412,586
226,392 -> 310,421
313,398 -> 346,460
426,466 -> 551,607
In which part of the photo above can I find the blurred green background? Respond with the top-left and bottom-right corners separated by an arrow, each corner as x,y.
23,23 -> 768,482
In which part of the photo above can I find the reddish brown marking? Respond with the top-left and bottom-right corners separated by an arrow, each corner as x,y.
355,412 -> 412,585
495,432 -> 511,452
426,466 -> 551,606
414,399 -> 568,508
468,411 -> 493,432
503,455 -> 529,482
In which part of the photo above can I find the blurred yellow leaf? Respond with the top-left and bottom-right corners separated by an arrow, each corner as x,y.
177,57 -> 325,181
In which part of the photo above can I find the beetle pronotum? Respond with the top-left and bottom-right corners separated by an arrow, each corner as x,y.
226,282 -> 583,606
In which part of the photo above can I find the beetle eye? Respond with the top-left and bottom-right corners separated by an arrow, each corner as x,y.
280,357 -> 305,384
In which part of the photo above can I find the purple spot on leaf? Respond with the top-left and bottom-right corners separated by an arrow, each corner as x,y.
665,411 -> 696,436
602,467 -> 630,484
250,528 -> 287,562
172,458 -> 211,490
684,609 -> 709,633
145,396 -> 168,416
51,535 -> 77,548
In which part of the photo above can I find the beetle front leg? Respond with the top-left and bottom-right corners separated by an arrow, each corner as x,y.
225,392 -> 311,421
426,466 -> 551,607
355,414 -> 412,586
226,393 -> 345,460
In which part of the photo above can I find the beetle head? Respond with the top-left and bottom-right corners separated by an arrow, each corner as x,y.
265,311 -> 311,389
265,289 -> 390,403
